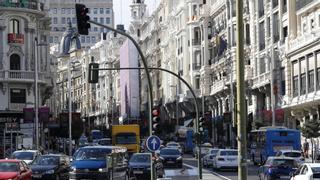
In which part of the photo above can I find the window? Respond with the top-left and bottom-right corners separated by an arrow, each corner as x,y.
93,8 -> 98,14
86,36 -> 90,43
260,57 -> 266,74
54,36 -> 58,43
71,8 -> 75,14
53,8 -> 57,14
61,8 -> 65,14
67,18 -> 71,24
100,17 -> 104,24
61,17 -> 65,24
273,12 -> 279,42
10,54 -> 20,70
106,17 -> 111,24
94,17 -> 98,22
308,70 -> 314,92
49,36 -> 53,43
92,36 -> 96,43
292,61 -> 299,96
245,24 -> 250,44
81,36 -> 85,43
283,0 -> 287,13
106,8 -> 110,14
66,8 -> 71,14
100,27 -> 104,32
94,27 -> 98,32
258,0 -> 264,17
301,73 -> 306,95
272,0 -> 278,8
317,52 -> 320,89
10,89 -> 26,104
53,17 -> 57,24
9,19 -> 20,34
72,18 -> 76,24
259,21 -> 265,50
100,8 -> 103,14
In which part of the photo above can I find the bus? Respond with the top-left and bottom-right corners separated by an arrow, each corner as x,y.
250,126 -> 301,165
112,125 -> 140,154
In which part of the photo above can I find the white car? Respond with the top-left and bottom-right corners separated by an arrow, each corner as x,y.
11,150 -> 41,164
290,163 -> 320,180
193,143 -> 213,158
276,150 -> 305,164
166,142 -> 182,153
212,149 -> 238,170
203,148 -> 219,167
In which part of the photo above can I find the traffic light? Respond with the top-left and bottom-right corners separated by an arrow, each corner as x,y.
75,4 -> 90,35
152,109 -> 160,134
88,62 -> 99,83
199,117 -> 204,133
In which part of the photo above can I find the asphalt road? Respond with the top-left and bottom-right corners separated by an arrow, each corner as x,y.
183,154 -> 260,180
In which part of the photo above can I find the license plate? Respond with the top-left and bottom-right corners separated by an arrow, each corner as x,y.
133,170 -> 143,174
227,158 -> 235,161
280,176 -> 290,179
33,174 -> 42,178
167,161 -> 174,163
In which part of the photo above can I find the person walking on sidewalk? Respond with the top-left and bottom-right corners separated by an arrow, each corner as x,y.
303,139 -> 309,158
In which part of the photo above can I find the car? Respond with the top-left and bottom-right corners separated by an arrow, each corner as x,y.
0,159 -> 32,180
203,148 -> 219,167
128,153 -> 164,179
193,142 -> 212,158
212,149 -> 238,171
11,150 -> 41,165
159,148 -> 183,168
69,146 -> 128,180
290,163 -> 320,180
31,154 -> 70,180
166,142 -> 182,153
258,156 -> 298,180
276,150 -> 305,165
95,138 -> 112,146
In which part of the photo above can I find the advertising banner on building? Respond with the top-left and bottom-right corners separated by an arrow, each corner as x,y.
23,108 -> 34,123
39,107 -> 50,123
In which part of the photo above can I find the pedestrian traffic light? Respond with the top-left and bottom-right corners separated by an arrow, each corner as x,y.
88,62 -> 99,83
75,4 -> 90,35
152,109 -> 160,134
199,117 -> 204,133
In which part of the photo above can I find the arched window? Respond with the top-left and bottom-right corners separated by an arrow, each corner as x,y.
9,19 -> 20,34
10,54 -> 20,70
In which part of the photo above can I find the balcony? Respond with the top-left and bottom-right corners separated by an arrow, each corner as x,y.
192,39 -> 201,46
8,33 -> 24,44
251,71 -> 270,89
9,103 -> 25,111
211,79 -> 228,95
0,0 -> 44,11
0,70 -> 46,83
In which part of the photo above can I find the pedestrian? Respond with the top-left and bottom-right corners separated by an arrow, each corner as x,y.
303,139 -> 309,158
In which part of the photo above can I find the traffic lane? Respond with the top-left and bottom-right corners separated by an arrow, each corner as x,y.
183,155 -> 259,180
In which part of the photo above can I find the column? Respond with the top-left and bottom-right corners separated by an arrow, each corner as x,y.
288,0 -> 297,39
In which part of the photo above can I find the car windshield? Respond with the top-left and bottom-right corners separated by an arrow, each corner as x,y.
210,150 -> 219,155
0,162 -> 18,172
129,154 -> 150,163
272,159 -> 296,167
311,167 -> 320,174
283,152 -> 301,158
74,148 -> 112,160
220,151 -> 238,156
33,156 -> 59,165
115,133 -> 136,144
160,149 -> 180,155
12,152 -> 34,160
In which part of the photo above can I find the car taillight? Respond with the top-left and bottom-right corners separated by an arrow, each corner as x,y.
218,157 -> 225,161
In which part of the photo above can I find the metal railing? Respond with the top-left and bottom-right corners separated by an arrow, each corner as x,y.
0,0 -> 44,11
0,70 -> 46,81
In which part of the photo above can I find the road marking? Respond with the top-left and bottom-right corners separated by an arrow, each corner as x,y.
183,163 -> 232,180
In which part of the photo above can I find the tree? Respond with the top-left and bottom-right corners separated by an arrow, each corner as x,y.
300,118 -> 320,162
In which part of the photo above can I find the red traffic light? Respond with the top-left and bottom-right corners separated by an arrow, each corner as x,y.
152,109 -> 159,116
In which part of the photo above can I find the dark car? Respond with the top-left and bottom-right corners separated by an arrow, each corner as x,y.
31,154 -> 70,180
159,148 -> 183,168
128,153 -> 164,179
258,157 -> 298,180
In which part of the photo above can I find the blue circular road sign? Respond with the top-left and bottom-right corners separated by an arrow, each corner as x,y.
146,135 -> 161,152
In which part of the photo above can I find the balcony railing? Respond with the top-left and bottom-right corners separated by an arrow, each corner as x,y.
211,79 -> 227,95
252,72 -> 271,88
8,33 -> 24,44
0,0 -> 44,11
0,70 -> 45,81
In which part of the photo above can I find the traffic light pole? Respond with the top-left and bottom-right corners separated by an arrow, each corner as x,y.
94,66 -> 202,179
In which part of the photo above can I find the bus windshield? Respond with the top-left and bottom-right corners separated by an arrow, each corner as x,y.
115,133 -> 136,144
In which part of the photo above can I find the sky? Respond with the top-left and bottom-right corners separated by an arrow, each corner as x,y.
113,0 -> 161,30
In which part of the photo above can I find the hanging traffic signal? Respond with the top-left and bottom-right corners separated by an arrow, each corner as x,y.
152,109 -> 160,134
199,117 -> 204,133
75,4 -> 91,35
88,62 -> 99,83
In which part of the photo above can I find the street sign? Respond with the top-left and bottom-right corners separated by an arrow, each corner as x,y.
146,135 -> 161,152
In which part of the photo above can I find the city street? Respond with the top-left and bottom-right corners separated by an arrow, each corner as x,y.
183,154 -> 260,180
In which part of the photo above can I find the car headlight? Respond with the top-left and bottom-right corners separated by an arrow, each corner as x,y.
177,156 -> 182,161
71,166 -> 77,172
44,169 -> 55,174
98,168 -> 107,172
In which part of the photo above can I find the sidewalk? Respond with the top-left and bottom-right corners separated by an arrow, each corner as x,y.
163,169 -> 222,180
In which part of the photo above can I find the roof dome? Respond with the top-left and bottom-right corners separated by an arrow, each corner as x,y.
59,22 -> 81,55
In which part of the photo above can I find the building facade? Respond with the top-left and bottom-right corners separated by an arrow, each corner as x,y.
49,0 -> 114,49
